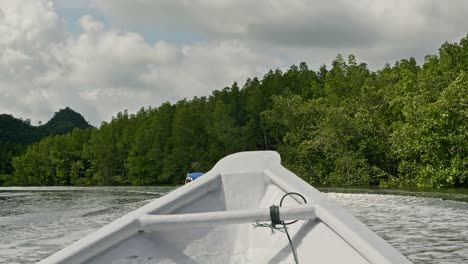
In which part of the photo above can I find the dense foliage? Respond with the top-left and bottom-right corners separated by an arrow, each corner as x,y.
2,36 -> 467,187
0,108 -> 92,182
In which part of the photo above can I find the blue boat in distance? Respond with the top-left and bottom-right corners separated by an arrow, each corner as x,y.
185,172 -> 204,184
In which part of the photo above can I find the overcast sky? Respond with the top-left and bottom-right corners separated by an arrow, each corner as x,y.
1,0 -> 467,126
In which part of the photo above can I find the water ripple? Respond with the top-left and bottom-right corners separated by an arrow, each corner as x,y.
326,192 -> 468,264
0,187 -> 467,263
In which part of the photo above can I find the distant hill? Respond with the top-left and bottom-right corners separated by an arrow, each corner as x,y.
0,114 -> 41,145
41,107 -> 92,135
0,107 -> 92,175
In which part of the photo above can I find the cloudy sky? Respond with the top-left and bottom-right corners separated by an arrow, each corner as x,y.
1,0 -> 467,126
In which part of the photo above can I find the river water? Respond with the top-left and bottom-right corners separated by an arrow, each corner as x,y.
0,186 -> 467,264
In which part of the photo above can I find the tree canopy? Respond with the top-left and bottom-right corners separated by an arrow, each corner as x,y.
0,108 -> 92,183
2,35 -> 467,188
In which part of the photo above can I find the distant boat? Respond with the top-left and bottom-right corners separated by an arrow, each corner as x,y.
185,172 -> 204,184
39,151 -> 411,264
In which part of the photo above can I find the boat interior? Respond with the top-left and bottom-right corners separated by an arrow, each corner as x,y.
87,171 -> 371,264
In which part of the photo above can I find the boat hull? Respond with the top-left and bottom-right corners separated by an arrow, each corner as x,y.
39,151 -> 411,264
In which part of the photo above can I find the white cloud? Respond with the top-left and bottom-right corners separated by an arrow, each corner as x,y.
0,0 -> 280,125
95,0 -> 468,68
0,0 -> 66,121
140,40 -> 280,98
0,0 -> 467,126
95,0 -> 468,45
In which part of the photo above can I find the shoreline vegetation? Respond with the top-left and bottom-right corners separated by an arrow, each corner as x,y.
2,185 -> 468,204
1,35 -> 467,188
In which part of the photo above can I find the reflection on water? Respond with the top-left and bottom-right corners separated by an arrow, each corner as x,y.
1,187 -> 467,263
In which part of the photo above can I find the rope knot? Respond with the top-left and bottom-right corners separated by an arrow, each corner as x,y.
269,205 -> 282,228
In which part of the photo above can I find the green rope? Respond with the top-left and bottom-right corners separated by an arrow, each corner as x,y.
270,205 -> 281,227
254,192 -> 307,264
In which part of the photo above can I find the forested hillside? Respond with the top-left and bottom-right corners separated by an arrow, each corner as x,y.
3,36 -> 467,188
0,108 -> 92,180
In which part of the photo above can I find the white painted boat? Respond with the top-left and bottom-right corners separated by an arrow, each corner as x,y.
39,151 -> 411,264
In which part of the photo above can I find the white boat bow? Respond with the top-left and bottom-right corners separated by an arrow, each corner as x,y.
38,151 -> 412,264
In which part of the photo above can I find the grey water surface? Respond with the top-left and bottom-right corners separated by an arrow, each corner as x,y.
0,186 -> 467,263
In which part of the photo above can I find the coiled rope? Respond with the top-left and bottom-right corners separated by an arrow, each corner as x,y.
254,192 -> 307,264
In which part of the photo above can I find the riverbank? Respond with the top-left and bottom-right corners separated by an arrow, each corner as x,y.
3,183 -> 468,203
319,186 -> 468,203
3,184 -> 468,203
